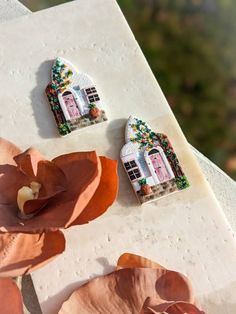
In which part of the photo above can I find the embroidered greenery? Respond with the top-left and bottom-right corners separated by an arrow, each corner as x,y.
175,175 -> 190,190
130,118 -> 158,149
45,85 -> 71,136
58,123 -> 71,136
51,59 -> 73,93
89,103 -> 97,109
129,117 -> 190,191
138,178 -> 147,186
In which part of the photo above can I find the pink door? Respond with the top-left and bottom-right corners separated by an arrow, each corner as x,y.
63,93 -> 81,119
149,153 -> 170,182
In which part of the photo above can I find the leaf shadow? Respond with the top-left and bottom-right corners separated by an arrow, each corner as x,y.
40,257 -> 114,314
30,60 -> 60,139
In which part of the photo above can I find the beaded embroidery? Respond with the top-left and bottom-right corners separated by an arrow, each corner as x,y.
46,57 -> 107,135
121,116 -> 190,204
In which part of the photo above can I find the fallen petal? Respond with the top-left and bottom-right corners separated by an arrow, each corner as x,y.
23,160 -> 67,215
117,253 -> 165,270
59,268 -> 163,314
0,138 -> 27,214
0,165 -> 28,207
59,254 -> 203,314
0,231 -> 65,277
14,147 -> 45,178
118,254 -> 194,305
155,271 -> 193,303
0,137 -> 21,165
59,268 -> 195,314
0,151 -> 101,232
47,151 -> 102,228
70,156 -> 118,226
0,278 -> 23,314
149,301 -> 205,314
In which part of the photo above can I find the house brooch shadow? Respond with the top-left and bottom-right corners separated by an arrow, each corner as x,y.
120,116 -> 190,204
45,57 -> 107,135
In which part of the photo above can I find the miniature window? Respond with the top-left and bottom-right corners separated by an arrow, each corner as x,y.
124,160 -> 141,181
128,169 -> 141,181
130,160 -> 137,168
85,87 -> 97,95
88,94 -> 100,103
124,161 -> 137,170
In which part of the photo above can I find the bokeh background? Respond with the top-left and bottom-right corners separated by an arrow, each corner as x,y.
20,0 -> 236,180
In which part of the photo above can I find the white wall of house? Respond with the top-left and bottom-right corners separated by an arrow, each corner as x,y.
146,176 -> 155,187
56,58 -> 103,118
121,142 -> 176,193
121,144 -> 157,192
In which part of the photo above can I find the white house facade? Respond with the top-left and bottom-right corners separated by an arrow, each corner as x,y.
120,116 -> 188,203
46,57 -> 107,135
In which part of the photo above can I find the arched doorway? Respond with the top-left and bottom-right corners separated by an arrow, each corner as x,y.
62,90 -> 81,119
145,147 -> 174,183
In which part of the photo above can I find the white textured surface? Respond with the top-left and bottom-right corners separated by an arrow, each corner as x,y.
1,1 -> 236,314
0,0 -> 29,21
191,146 -> 236,233
5,1 -> 236,233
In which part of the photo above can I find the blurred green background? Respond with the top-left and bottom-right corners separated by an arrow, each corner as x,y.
20,0 -> 236,179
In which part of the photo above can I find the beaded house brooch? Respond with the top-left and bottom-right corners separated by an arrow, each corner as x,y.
45,57 -> 107,135
120,116 -> 190,204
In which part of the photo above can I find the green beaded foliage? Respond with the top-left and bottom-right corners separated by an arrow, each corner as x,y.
89,103 -> 97,109
129,118 -> 190,190
138,178 -> 147,186
58,123 -> 71,136
175,175 -> 190,190
51,59 -> 73,93
130,118 -> 158,149
45,59 -> 74,136
46,86 -> 71,135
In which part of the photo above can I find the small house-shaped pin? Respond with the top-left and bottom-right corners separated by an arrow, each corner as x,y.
46,57 -> 107,135
120,116 -> 190,204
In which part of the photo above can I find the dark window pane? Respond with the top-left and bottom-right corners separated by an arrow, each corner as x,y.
88,96 -> 95,102
124,162 -> 131,170
136,173 -> 141,178
130,160 -> 136,168
128,170 -> 138,181
85,88 -> 93,95
129,174 -> 135,181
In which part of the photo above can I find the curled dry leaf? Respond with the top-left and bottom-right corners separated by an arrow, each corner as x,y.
70,156 -> 118,226
146,302 -> 204,314
59,253 -> 205,314
117,252 -> 165,270
0,231 -> 65,277
0,278 -> 23,314
0,138 -> 118,277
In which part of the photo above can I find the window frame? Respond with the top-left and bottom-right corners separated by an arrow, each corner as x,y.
124,159 -> 142,182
